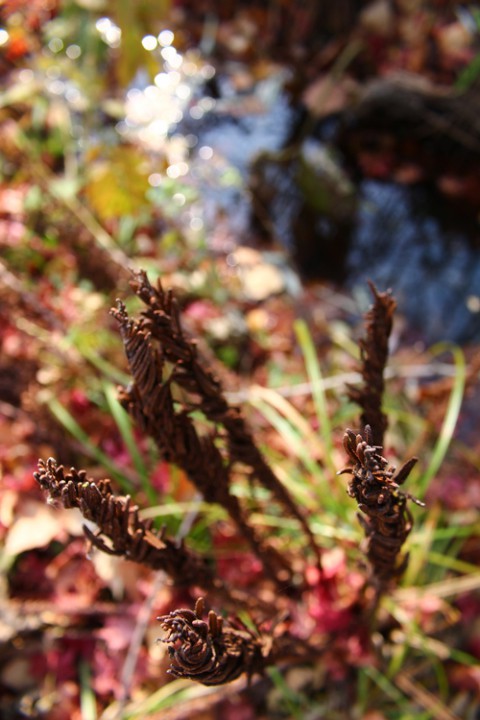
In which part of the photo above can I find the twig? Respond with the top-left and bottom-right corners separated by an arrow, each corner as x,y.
396,671 -> 461,720
224,363 -> 459,403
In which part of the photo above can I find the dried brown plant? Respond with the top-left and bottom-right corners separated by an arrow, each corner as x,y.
347,282 -> 396,447
110,299 -> 296,589
127,270 -> 321,565
158,597 -> 269,685
339,426 -> 423,586
32,274 -> 428,692
34,458 -> 219,591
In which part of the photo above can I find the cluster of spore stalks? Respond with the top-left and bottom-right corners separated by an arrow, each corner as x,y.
34,273 -> 423,687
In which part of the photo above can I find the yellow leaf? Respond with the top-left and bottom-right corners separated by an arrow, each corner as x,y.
84,146 -> 150,220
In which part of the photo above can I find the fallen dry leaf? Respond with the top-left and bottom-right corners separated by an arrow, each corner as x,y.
4,500 -> 84,557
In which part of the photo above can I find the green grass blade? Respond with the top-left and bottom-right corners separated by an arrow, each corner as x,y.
48,397 -> 136,494
266,667 -> 304,720
102,382 -> 156,504
140,500 -> 224,521
356,667 -> 371,716
403,504 -> 441,587
426,550 -> 480,575
417,343 -> 466,497
120,679 -> 221,718
79,345 -> 131,385
249,397 -> 323,481
362,665 -> 406,705
428,524 -> 480,541
249,397 -> 341,515
79,661 -> 97,720
294,319 -> 336,477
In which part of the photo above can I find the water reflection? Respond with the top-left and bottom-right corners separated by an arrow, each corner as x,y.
121,41 -> 480,343
349,180 -> 480,343
178,67 -> 480,342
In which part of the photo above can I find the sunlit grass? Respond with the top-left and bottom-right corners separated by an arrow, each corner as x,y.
294,318 -> 336,477
416,343 -> 466,497
109,678 -> 220,719
48,396 -> 137,494
102,381 -> 156,504
79,661 -> 97,720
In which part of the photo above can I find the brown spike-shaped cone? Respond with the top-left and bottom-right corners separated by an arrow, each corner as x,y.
347,282 -> 396,447
158,598 -> 268,685
34,458 -> 218,590
338,426 -> 423,586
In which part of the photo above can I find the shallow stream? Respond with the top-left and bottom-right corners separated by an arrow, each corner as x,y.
135,61 -> 480,344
